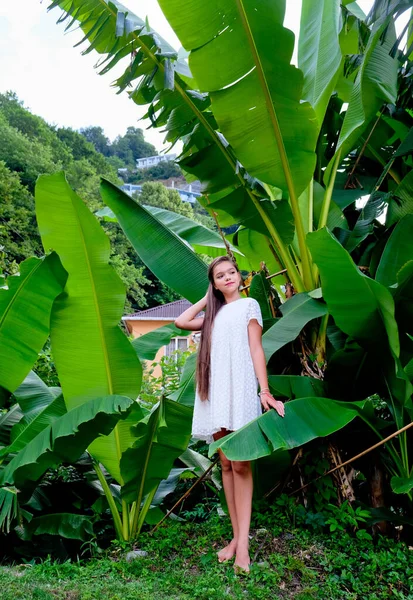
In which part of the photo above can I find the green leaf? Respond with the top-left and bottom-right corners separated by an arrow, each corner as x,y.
0,487 -> 18,533
298,0 -> 342,127
0,405 -> 23,448
132,323 -> 189,362
0,254 -> 67,393
249,272 -> 273,321
167,352 -> 197,406
209,397 -> 368,460
262,293 -> 328,361
35,172 -> 142,483
24,513 -> 93,541
307,228 -> 399,356
391,475 -> 413,495
376,215 -> 413,287
120,398 -> 193,504
386,171 -> 413,227
100,179 -> 208,303
268,375 -> 326,399
325,19 -> 398,182
159,0 -> 318,196
151,467 -> 194,506
179,447 -> 221,489
0,372 -> 66,460
334,192 -> 387,253
0,395 -> 133,488
98,205 -> 247,266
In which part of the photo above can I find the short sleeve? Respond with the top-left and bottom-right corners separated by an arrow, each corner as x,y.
246,298 -> 263,328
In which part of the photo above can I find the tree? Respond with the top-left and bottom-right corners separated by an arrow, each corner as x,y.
47,0 -> 413,516
80,125 -> 112,157
111,126 -> 157,167
0,94 -> 155,310
138,181 -> 195,219
0,161 -> 42,274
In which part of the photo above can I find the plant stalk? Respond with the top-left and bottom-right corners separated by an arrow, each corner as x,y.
234,0 -> 314,290
93,462 -> 124,541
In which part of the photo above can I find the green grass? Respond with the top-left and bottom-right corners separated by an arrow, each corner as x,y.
1,514 -> 412,600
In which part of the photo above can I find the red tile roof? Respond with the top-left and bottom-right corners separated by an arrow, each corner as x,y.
123,299 -> 203,321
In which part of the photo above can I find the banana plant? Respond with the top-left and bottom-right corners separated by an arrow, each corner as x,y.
38,0 -> 413,510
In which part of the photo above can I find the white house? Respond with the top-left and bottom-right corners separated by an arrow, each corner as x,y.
136,154 -> 177,169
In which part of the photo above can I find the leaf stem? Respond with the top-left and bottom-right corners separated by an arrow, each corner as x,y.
93,461 -> 124,540
235,0 -> 314,290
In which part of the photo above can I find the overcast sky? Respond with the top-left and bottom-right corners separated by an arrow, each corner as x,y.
0,0 -> 403,152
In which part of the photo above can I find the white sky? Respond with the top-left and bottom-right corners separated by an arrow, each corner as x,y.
0,1 -> 405,151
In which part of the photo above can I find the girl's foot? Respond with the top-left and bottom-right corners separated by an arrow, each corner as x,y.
234,548 -> 250,573
217,539 -> 237,563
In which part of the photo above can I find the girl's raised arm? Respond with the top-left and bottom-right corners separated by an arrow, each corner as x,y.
174,293 -> 207,331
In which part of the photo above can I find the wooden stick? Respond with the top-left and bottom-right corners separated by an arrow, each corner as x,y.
287,421 -> 413,497
150,456 -> 220,534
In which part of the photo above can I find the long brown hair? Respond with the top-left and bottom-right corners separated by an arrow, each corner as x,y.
196,256 -> 242,401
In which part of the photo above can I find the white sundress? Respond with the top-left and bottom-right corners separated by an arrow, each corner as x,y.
191,297 -> 263,444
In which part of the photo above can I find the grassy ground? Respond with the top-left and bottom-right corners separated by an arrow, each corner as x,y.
1,513 -> 412,600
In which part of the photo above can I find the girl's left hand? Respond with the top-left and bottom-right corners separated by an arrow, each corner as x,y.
260,391 -> 285,417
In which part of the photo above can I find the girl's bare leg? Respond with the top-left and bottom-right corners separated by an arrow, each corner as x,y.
213,430 -> 238,562
232,460 -> 253,571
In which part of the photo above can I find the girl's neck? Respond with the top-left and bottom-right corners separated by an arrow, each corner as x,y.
224,293 -> 242,304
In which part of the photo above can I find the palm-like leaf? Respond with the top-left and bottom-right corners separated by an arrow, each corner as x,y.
100,179 -> 208,303
132,323 -> 189,362
325,19 -> 398,181
0,372 -> 66,460
0,395 -> 133,488
209,397 -> 369,460
0,254 -> 67,393
120,398 -> 193,533
298,0 -> 343,127
376,215 -> 413,287
308,228 -> 399,356
262,293 -> 328,361
35,173 -> 142,483
159,0 -> 317,198
23,513 -> 94,541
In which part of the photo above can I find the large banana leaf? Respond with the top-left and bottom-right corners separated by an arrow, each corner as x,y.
132,323 -> 189,362
0,372 -> 66,459
298,0 -> 343,127
120,398 -> 193,506
159,0 -> 318,196
35,173 -> 142,483
268,375 -> 326,399
376,215 -> 413,287
47,0 -> 268,248
307,228 -> 399,356
262,293 -> 328,361
100,179 -> 208,303
0,254 -> 67,393
97,205 -> 249,268
209,397 -> 369,460
325,19 -> 398,182
0,395 -> 133,488
23,513 -> 93,541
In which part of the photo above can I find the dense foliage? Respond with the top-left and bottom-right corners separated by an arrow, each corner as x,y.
0,0 -> 412,568
0,92 -> 202,310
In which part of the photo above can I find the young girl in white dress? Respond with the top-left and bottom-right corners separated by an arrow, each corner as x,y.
175,256 -> 285,572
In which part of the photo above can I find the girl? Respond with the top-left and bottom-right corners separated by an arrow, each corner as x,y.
175,256 -> 285,572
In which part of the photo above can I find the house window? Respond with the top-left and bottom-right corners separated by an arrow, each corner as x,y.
164,336 -> 189,359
